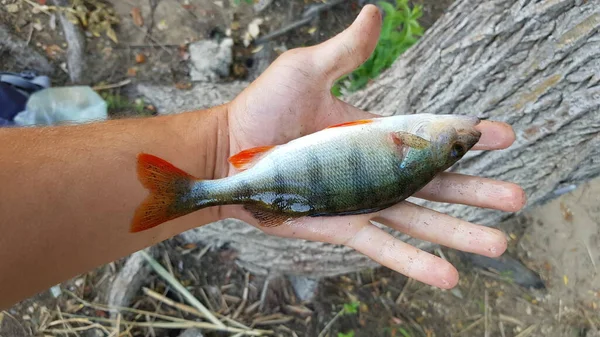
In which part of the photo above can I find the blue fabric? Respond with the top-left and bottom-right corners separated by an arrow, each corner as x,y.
0,82 -> 27,125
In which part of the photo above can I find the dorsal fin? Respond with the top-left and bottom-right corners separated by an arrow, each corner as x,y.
325,119 -> 373,129
228,145 -> 274,171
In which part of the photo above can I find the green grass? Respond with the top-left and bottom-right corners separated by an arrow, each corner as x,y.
101,92 -> 150,116
332,0 -> 424,96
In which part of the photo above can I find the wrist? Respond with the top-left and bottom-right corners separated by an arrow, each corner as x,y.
167,103 -> 231,181
163,103 -> 231,223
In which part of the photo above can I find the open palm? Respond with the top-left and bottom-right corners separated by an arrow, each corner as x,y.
223,5 -> 525,289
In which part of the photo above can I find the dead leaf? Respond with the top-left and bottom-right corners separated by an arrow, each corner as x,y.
135,53 -> 146,64
127,67 -> 137,77
131,7 -> 144,27
105,26 -> 118,43
175,82 -> 192,90
44,44 -> 64,59
560,202 -> 573,222
6,4 -> 19,13
251,45 -> 264,53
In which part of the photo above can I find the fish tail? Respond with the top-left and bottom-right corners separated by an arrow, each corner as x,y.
131,153 -> 202,233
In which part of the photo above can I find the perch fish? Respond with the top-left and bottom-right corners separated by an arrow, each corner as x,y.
131,114 -> 482,233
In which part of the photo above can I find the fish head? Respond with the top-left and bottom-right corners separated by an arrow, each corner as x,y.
424,115 -> 482,169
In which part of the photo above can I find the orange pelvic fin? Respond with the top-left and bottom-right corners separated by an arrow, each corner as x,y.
131,153 -> 198,233
325,119 -> 373,129
228,145 -> 275,171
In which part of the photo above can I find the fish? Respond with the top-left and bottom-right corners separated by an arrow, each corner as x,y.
130,113 -> 482,233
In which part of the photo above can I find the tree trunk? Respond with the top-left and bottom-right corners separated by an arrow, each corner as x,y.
176,0 -> 600,278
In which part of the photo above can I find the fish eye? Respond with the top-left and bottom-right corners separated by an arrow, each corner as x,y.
451,143 -> 466,158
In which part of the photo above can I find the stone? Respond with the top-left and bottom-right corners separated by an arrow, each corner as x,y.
178,328 -> 204,337
189,38 -> 233,82
288,275 -> 319,302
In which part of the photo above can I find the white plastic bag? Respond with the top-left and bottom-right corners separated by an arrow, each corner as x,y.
14,86 -> 107,126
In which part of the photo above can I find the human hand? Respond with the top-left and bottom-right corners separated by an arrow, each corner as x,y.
221,5 -> 526,289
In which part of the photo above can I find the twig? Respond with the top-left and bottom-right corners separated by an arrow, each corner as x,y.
395,278 -> 414,304
254,0 -> 348,45
56,305 -> 82,337
26,24 -> 34,45
318,308 -> 344,337
109,313 -> 121,337
456,317 -> 484,336
582,239 -> 597,273
93,79 -> 132,91
132,25 -> 173,55
498,314 -> 524,327
467,272 -> 479,299
143,286 -> 250,329
558,298 -> 562,324
140,250 -> 225,328
64,289 -> 195,323
499,321 -> 506,337
514,324 -> 538,337
233,272 -> 250,319
45,313 -> 273,336
259,275 -> 273,312
484,290 -> 489,337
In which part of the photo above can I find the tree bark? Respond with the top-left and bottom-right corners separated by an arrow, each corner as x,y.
174,0 -> 600,278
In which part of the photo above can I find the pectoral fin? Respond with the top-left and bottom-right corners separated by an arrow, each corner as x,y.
392,132 -> 430,149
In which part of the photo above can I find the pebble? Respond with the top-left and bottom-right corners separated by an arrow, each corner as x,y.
6,3 -> 19,12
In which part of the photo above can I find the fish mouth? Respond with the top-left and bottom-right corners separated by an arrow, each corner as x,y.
457,128 -> 482,150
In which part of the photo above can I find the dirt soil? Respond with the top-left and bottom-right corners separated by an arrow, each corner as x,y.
1,1 -> 599,337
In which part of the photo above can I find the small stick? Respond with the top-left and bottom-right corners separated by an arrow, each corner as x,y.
259,275 -> 273,312
456,317 -> 484,336
395,278 -> 414,304
56,305 -> 81,337
93,79 -> 132,91
233,272 -> 250,319
499,321 -> 506,337
140,250 -> 225,328
514,324 -> 538,337
317,308 -> 344,337
498,314 -> 524,326
46,314 -> 273,336
484,290 -> 489,337
132,25 -> 173,55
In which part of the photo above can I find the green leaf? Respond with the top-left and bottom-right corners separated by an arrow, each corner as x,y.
398,327 -> 412,337
342,301 -> 360,314
338,331 -> 355,337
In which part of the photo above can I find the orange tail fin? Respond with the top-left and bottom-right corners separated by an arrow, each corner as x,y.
131,153 -> 198,233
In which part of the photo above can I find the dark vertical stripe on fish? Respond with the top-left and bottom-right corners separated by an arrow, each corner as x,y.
348,143 -> 369,209
238,179 -> 254,202
273,168 -> 286,194
307,151 -> 332,211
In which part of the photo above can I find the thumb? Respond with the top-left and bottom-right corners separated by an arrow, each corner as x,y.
311,4 -> 382,84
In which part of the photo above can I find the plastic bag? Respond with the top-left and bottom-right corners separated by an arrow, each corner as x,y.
14,86 -> 107,126
0,71 -> 50,126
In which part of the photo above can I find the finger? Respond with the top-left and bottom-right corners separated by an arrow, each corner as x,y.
344,224 -> 459,289
372,201 -> 508,258
413,172 -> 527,212
311,4 -> 382,84
472,120 -> 516,150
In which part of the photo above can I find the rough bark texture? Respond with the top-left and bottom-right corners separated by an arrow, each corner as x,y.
176,0 -> 600,278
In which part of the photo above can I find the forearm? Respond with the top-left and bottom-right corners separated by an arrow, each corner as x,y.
0,105 -> 229,309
